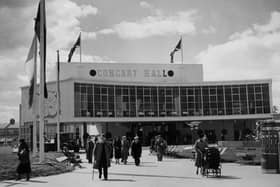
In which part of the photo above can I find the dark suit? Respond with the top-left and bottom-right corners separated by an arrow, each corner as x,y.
93,141 -> 112,179
87,141 -> 94,163
17,142 -> 31,180
131,140 -> 142,166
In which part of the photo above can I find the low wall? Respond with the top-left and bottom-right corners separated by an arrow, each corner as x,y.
165,141 -> 261,164
0,145 -> 13,155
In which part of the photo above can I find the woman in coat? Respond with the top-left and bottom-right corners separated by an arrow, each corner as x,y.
121,136 -> 130,164
16,139 -> 31,181
86,136 -> 95,163
93,134 -> 112,180
194,131 -> 208,175
131,136 -> 142,166
155,135 -> 167,161
113,137 -> 122,164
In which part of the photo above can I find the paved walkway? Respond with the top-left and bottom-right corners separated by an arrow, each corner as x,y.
1,150 -> 280,187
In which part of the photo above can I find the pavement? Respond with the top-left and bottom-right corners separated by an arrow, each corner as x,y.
1,150 -> 280,187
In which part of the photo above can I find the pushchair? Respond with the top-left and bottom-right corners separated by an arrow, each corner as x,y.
202,147 -> 221,177
62,145 -> 82,168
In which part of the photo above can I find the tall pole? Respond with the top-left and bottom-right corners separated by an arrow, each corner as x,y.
180,36 -> 183,64
79,32 -> 82,63
19,104 -> 22,139
56,50 -> 61,152
33,35 -> 38,155
39,0 -> 45,162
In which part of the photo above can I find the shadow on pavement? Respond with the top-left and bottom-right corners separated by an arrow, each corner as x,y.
0,179 -> 48,187
0,181 -> 27,187
105,179 -> 136,182
137,165 -> 157,167
27,179 -> 48,183
109,172 -> 199,180
75,171 -> 198,180
159,160 -> 178,162
207,175 -> 241,180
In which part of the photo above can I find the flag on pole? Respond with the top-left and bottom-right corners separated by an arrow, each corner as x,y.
56,50 -> 61,114
35,1 -> 48,98
170,38 -> 182,63
56,50 -> 61,152
25,35 -> 37,108
68,33 -> 81,63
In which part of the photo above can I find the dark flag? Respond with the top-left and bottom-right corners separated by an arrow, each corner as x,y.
25,35 -> 37,108
56,50 -> 61,114
35,1 -> 48,98
68,34 -> 81,63
170,38 -> 182,63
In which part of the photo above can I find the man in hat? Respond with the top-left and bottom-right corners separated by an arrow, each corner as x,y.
16,139 -> 31,181
131,136 -> 142,166
121,136 -> 130,164
93,134 -> 112,180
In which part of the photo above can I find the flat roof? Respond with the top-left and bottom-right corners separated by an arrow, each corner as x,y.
21,78 -> 272,89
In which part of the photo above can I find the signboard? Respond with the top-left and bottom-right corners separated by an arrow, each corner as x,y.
60,63 -> 203,84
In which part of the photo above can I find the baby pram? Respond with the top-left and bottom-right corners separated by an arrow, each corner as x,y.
202,147 -> 221,177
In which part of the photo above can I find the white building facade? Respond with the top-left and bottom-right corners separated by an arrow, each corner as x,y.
20,63 -> 272,146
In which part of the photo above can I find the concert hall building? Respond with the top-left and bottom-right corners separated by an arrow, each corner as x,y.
20,63 -> 272,146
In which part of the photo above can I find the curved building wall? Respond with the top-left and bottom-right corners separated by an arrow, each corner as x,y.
73,81 -> 271,119
20,63 -> 273,146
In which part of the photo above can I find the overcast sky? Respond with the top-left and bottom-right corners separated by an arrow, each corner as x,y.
0,0 -> 280,123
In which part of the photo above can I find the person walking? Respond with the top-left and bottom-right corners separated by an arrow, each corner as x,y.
121,136 -> 130,164
113,136 -> 122,164
149,137 -> 155,154
93,134 -> 112,180
131,136 -> 142,166
87,136 -> 95,163
194,130 -> 208,175
16,139 -> 31,181
155,135 -> 167,161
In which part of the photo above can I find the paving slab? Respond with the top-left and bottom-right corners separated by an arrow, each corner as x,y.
1,150 -> 280,187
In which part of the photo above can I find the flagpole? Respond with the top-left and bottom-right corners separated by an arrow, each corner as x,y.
79,32 -> 82,63
32,35 -> 38,156
56,50 -> 61,152
180,36 -> 183,64
39,0 -> 45,162
18,104 -> 23,140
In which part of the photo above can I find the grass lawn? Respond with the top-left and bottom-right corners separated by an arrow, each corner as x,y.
0,152 -> 74,181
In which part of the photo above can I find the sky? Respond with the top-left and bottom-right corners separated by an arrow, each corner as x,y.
0,0 -> 280,123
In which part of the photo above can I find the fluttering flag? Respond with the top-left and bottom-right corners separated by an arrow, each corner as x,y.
35,1 -> 48,98
68,33 -> 81,63
56,50 -> 61,114
170,38 -> 182,63
25,35 -> 37,108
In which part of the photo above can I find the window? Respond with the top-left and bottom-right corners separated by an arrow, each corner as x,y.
73,82 -> 270,118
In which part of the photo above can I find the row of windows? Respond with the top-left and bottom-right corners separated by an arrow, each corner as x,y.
74,83 -> 271,117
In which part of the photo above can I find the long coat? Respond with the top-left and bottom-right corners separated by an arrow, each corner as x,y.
131,141 -> 142,158
93,142 -> 112,169
121,139 -> 130,159
114,139 -> 122,159
87,141 -> 94,162
194,139 -> 208,167
155,138 -> 167,154
17,143 -> 31,174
